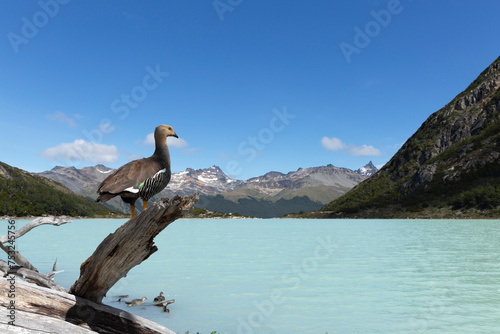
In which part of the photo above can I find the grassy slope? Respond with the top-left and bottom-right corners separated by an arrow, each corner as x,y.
0,162 -> 122,217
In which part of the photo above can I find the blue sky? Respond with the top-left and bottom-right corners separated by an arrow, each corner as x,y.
1,1 -> 499,180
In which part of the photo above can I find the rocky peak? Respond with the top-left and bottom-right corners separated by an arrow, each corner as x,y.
356,161 -> 378,177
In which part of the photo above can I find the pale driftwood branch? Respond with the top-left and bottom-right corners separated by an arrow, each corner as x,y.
0,259 -> 67,292
46,258 -> 64,278
0,216 -> 72,244
70,194 -> 199,303
0,241 -> 38,272
0,217 -> 72,272
0,217 -> 70,290
0,276 -> 175,334
0,259 -> 8,275
162,299 -> 175,312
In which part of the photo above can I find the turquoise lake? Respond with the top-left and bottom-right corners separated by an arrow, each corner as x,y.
8,218 -> 500,333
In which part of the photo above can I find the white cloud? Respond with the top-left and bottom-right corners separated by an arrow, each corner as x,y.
321,136 -> 381,157
143,133 -> 155,145
46,111 -> 77,128
321,137 -> 345,151
143,132 -> 189,148
348,144 -> 381,157
40,139 -> 119,163
167,137 -> 188,148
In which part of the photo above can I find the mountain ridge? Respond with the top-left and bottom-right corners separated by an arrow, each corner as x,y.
37,162 -> 377,217
320,55 -> 500,218
0,161 -> 120,217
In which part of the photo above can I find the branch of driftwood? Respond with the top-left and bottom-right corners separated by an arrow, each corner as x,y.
0,193 -> 198,333
157,299 -> 175,313
0,216 -> 70,291
0,276 -> 175,334
70,193 -> 198,303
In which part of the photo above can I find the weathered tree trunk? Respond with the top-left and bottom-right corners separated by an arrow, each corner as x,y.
70,194 -> 198,303
0,276 -> 175,333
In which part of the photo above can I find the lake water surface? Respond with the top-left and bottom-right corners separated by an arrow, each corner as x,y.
10,218 -> 500,333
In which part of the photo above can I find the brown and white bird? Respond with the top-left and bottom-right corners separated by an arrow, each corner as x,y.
153,291 -> 165,303
126,296 -> 147,306
96,125 -> 178,217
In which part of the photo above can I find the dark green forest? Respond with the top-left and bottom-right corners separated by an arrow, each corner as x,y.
0,162 -> 118,217
198,194 -> 322,218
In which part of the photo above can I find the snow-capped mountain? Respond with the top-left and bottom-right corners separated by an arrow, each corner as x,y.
356,161 -> 378,177
243,165 -> 366,196
37,162 -> 377,215
37,164 -> 114,193
167,166 -> 243,195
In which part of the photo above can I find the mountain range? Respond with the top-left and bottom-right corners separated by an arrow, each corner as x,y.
5,57 -> 499,219
320,55 -> 500,218
37,162 -> 378,217
0,161 -> 119,217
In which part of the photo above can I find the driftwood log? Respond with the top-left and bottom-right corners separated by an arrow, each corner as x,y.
0,276 -> 175,334
0,216 -> 70,292
70,193 -> 198,303
1,194 -> 198,333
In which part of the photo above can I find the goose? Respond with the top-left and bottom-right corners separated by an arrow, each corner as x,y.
96,125 -> 178,217
154,291 -> 165,303
125,296 -> 147,306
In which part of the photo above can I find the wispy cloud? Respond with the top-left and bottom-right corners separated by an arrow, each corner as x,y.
321,137 -> 345,151
321,136 -> 381,157
143,132 -> 189,148
143,133 -> 155,145
46,111 -> 78,128
40,139 -> 119,163
348,144 -> 381,157
168,137 -> 188,148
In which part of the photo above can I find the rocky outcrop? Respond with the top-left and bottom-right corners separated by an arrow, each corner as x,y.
401,163 -> 437,195
454,80 -> 497,111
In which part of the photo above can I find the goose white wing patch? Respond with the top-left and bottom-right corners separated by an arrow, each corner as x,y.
153,168 -> 167,177
124,186 -> 140,193
123,169 -> 166,193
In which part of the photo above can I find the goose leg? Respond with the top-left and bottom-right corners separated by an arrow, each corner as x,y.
143,200 -> 148,210
130,204 -> 135,218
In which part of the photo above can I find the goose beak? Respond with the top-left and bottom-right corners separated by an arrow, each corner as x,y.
173,133 -> 179,138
